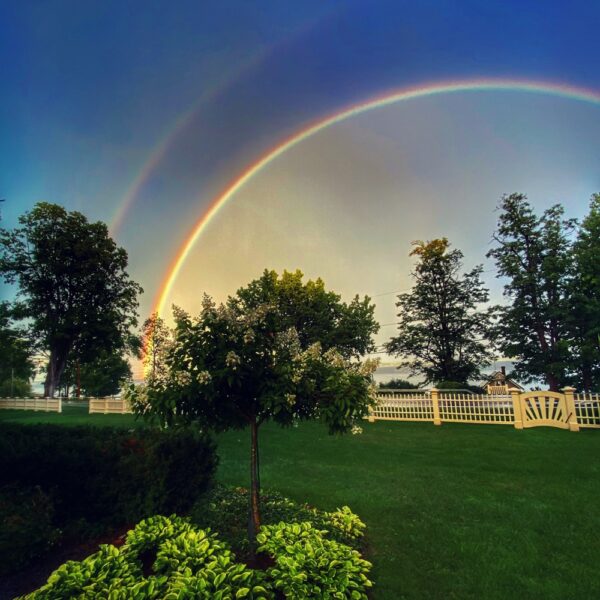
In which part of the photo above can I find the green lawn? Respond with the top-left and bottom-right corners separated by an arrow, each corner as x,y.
2,407 -> 599,599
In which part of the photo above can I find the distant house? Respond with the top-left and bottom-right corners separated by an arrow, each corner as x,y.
485,366 -> 523,395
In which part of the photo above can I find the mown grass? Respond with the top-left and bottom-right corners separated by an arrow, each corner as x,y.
2,406 -> 599,599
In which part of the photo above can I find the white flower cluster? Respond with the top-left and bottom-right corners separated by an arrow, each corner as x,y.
351,424 -> 363,435
174,371 -> 192,386
275,327 -> 302,355
225,350 -> 241,369
356,357 -> 380,377
196,370 -> 211,385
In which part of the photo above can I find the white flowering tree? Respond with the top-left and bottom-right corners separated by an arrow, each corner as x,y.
127,270 -> 379,543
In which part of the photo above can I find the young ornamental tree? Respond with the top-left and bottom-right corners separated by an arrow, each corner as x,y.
0,203 -> 143,397
385,239 -> 495,385
127,270 -> 379,542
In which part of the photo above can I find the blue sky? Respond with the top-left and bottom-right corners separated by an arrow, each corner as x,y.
2,1 -> 600,371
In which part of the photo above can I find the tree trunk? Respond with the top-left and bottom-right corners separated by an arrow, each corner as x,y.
248,418 -> 262,546
546,372 -> 560,392
44,348 -> 68,398
76,360 -> 81,399
581,363 -> 593,392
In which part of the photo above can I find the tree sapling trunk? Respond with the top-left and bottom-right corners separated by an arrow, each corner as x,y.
248,418 -> 262,550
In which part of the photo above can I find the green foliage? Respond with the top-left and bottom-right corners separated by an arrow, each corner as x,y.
0,424 -> 217,571
256,521 -> 373,599
22,543 -> 139,599
141,313 -> 174,386
0,301 -> 35,384
0,485 -> 60,576
23,508 -> 371,600
378,378 -> 418,389
191,485 -> 366,553
324,506 -> 366,542
79,351 -> 132,397
235,269 -> 379,359
22,517 -> 271,599
60,351 -> 132,397
131,270 -> 379,537
0,202 -> 143,397
386,239 -> 495,385
568,193 -> 600,390
121,514 -> 196,559
487,194 -> 576,390
0,376 -> 32,397
435,380 -> 486,394
135,270 -> 379,435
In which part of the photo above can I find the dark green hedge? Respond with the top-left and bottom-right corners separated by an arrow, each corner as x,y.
0,424 -> 218,575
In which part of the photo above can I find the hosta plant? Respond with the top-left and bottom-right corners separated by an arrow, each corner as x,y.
257,521 -> 373,599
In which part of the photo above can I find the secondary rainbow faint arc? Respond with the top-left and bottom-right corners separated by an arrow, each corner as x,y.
153,77 -> 600,317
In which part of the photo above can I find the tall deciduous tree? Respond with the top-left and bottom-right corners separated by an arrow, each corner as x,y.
385,239 -> 494,385
568,194 -> 600,390
126,270 -> 379,543
487,194 -> 576,391
0,203 -> 143,397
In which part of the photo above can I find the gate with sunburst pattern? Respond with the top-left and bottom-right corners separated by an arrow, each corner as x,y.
519,391 -> 572,429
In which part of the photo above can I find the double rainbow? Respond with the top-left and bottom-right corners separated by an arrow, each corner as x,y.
151,77 -> 600,317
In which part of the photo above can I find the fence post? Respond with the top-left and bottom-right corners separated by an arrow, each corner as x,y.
561,387 -> 579,432
368,406 -> 376,423
431,388 -> 442,425
510,388 -> 523,429
58,397 -> 62,413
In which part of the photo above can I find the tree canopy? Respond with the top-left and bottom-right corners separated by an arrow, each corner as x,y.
0,202 -> 143,397
0,302 -> 35,394
487,194 -> 576,391
127,270 -> 379,540
61,350 -> 132,397
141,312 -> 173,386
567,193 -> 600,390
385,239 -> 494,385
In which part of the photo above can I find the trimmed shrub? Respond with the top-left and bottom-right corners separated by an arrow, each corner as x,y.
0,485 -> 60,576
0,423 -> 217,573
257,521 -> 373,599
0,423 -> 217,527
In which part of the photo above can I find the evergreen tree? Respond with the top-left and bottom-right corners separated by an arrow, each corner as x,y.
386,239 -> 494,385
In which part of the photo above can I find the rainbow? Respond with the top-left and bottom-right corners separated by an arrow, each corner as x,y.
153,77 -> 600,317
108,51 -> 269,239
108,8 -> 342,239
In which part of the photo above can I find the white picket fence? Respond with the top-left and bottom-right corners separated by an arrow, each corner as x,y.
371,388 -> 600,430
88,397 -> 133,414
574,392 -> 600,428
0,397 -> 62,412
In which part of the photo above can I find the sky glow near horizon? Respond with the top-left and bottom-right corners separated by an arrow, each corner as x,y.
2,1 -> 600,376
